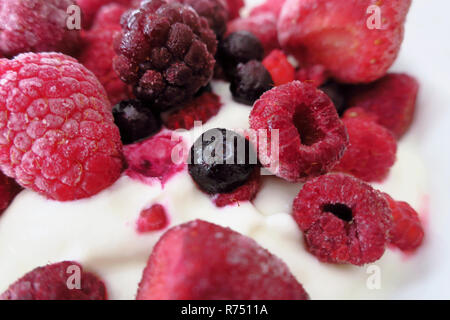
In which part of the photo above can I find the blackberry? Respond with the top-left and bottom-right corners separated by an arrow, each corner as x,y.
230,60 -> 273,105
319,81 -> 347,115
188,128 -> 257,194
218,31 -> 264,77
113,0 -> 217,110
113,100 -> 161,145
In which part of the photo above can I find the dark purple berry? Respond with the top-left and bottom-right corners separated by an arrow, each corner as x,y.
230,60 -> 273,105
319,81 -> 347,115
188,128 -> 258,194
113,100 -> 161,145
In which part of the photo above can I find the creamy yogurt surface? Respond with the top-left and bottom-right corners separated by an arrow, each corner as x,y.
0,81 -> 429,300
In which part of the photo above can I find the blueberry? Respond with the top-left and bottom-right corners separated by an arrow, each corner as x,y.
188,128 -> 258,194
319,81 -> 347,115
113,100 -> 161,145
230,60 -> 274,105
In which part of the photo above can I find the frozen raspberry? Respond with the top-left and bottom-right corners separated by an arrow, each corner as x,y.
295,64 -> 329,87
334,118 -> 397,182
0,53 -> 124,201
164,92 -> 222,130
225,0 -> 244,20
0,0 -> 80,58
137,203 -> 169,233
77,0 -> 136,28
319,81 -> 346,115
137,220 -> 309,300
262,50 -> 295,86
0,261 -> 107,300
113,100 -> 161,145
250,81 -> 348,182
250,0 -> 285,18
124,133 -> 186,185
212,169 -> 261,207
347,73 -> 419,138
167,0 -> 229,38
293,173 -> 392,265
383,193 -> 424,252
113,0 -> 217,110
227,12 -> 280,55
0,172 -> 21,215
188,129 -> 257,194
278,0 -> 412,83
79,5 -> 133,106
230,61 -> 274,105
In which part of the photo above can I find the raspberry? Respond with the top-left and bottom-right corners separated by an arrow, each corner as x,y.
0,53 -> 124,201
225,0 -> 244,20
137,220 -> 309,300
293,173 -> 392,265
347,73 -> 419,138
113,0 -> 217,110
383,193 -> 425,252
188,129 -> 258,194
227,12 -> 280,55
79,5 -> 133,106
262,50 -> 295,86
137,203 -> 169,233
250,0 -> 285,18
0,0 -> 80,58
212,169 -> 261,207
113,99 -> 161,145
124,133 -> 186,185
250,81 -> 348,182
164,92 -> 222,130
319,81 -> 346,115
278,0 -> 412,83
334,118 -> 397,182
0,172 -> 21,215
167,0 -> 229,38
230,60 -> 274,105
77,0 -> 136,28
295,64 -> 329,87
0,261 -> 107,300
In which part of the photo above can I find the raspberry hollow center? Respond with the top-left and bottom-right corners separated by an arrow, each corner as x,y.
322,203 -> 353,222
293,106 -> 325,146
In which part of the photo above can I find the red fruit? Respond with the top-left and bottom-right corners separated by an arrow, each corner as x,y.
225,0 -> 244,20
262,50 -> 295,86
293,173 -> 392,265
137,220 -> 309,300
77,0 -> 136,28
249,81 -> 348,182
334,118 -> 397,182
295,65 -> 329,87
124,133 -> 186,185
227,13 -> 281,55
278,0 -> 412,83
0,261 -> 107,300
0,53 -> 124,201
347,73 -> 419,138
80,5 -> 133,105
212,169 -> 261,207
342,107 -> 379,123
137,203 -> 169,233
250,0 -> 286,18
0,172 -> 21,215
164,92 -> 222,130
383,193 -> 424,252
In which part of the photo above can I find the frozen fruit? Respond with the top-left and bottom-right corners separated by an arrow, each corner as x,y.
334,118 -> 397,182
113,0 -> 217,110
212,168 -> 261,207
250,0 -> 286,18
347,73 -> 419,138
188,128 -> 258,194
0,172 -> 21,215
230,60 -> 274,105
278,0 -> 412,83
262,50 -> 295,86
137,203 -> 169,233
113,100 -> 161,145
319,81 -> 346,115
0,261 -> 107,300
0,53 -> 124,201
295,64 -> 329,87
124,133 -> 186,185
225,0 -> 244,20
250,81 -> 348,182
77,0 -> 136,28
383,193 -> 424,252
227,13 -> 280,55
79,5 -> 133,106
293,173 -> 392,265
0,0 -> 80,58
218,31 -> 264,78
167,0 -> 229,38
137,220 -> 309,300
164,92 -> 222,130
343,107 -> 378,122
